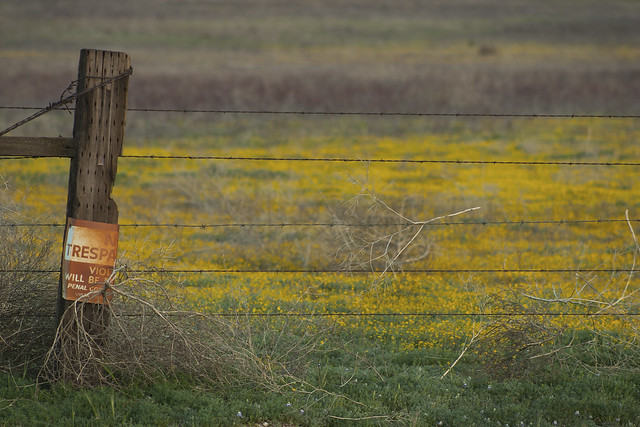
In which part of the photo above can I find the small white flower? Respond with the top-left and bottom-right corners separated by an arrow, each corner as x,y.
553,421 -> 558,425
300,409 -> 305,414
487,384 -> 492,390
237,411 -> 243,418
574,410 -> 580,415
286,402 -> 292,407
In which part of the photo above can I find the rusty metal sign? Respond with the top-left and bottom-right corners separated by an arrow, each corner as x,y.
62,218 -> 119,304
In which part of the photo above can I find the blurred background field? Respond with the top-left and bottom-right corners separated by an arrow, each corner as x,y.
2,0 -> 640,425
2,0 -> 640,120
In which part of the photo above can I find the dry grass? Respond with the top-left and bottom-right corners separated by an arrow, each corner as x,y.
0,243 -> 324,390
0,196 -> 58,374
40,269 -> 322,389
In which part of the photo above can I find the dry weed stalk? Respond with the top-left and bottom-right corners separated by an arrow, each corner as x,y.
441,325 -> 484,380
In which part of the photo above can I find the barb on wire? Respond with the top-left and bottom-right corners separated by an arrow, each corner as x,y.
58,80 -> 78,115
0,68 -> 133,137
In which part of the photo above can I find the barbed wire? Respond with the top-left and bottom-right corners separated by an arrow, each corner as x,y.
123,109 -> 640,119
3,311 -> 638,319
1,105 -> 639,119
118,154 -> 640,167
0,68 -> 133,137
4,154 -> 637,166
3,88 -> 639,330
127,268 -> 639,274
1,218 -> 638,229
0,156 -> 44,160
1,268 -> 636,274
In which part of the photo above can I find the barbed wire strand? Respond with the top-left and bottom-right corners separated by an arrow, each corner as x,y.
1,268 -> 636,274
1,218 -> 639,228
4,154 -> 638,166
0,68 -> 133,137
4,95 -> 639,325
117,154 -> 640,167
1,105 -> 639,119
5,154 -> 636,166
4,311 -> 639,319
130,268 -> 638,274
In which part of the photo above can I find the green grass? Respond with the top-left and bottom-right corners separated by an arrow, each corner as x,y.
3,341 -> 640,426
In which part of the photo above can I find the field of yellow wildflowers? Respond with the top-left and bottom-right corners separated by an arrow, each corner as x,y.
3,117 -> 639,353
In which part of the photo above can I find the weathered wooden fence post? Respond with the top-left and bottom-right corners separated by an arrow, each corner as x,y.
55,49 -> 131,385
0,49 -> 131,385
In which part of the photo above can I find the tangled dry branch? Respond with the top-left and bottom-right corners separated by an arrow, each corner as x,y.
333,174 -> 480,290
448,209 -> 640,379
38,268 -> 322,389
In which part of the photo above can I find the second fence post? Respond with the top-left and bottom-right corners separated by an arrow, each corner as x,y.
55,49 -> 131,385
